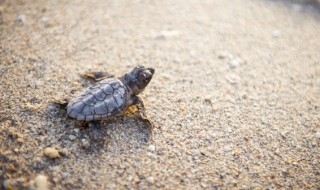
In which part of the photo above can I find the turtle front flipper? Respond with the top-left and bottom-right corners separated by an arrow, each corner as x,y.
132,96 -> 154,131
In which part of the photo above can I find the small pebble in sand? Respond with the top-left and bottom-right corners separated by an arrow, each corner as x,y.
146,176 -> 154,184
35,80 -> 42,88
17,15 -> 26,23
148,144 -> 156,151
82,139 -> 90,149
224,145 -> 231,152
34,175 -> 49,190
218,52 -> 227,59
315,132 -> 320,139
59,148 -> 68,156
47,105 -> 57,112
49,166 -> 60,171
146,152 -> 158,159
127,175 -> 133,181
69,135 -> 77,140
17,137 -> 25,144
44,147 -> 60,159
229,58 -> 242,69
272,30 -> 281,38
191,150 -> 200,156
13,148 -> 19,153
62,172 -> 70,179
74,128 -> 80,133
217,51 -> 229,59
155,30 -> 180,40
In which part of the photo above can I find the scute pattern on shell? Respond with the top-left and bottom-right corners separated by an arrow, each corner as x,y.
67,78 -> 128,121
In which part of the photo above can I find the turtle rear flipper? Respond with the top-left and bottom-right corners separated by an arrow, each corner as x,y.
82,71 -> 114,82
52,98 -> 70,109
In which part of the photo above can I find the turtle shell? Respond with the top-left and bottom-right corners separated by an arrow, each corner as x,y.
67,78 -> 130,121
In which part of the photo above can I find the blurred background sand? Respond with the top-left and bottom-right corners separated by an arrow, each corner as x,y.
1,0 -> 320,189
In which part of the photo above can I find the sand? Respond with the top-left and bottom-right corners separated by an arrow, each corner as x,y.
1,0 -> 320,189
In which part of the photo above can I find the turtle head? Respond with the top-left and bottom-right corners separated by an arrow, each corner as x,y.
123,65 -> 155,95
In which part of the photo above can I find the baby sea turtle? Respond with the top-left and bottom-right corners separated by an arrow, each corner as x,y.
67,65 -> 155,138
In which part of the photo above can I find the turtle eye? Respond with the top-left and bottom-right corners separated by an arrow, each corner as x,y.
143,73 -> 149,82
138,72 -> 150,83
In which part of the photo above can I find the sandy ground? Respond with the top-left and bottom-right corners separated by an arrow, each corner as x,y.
1,0 -> 320,189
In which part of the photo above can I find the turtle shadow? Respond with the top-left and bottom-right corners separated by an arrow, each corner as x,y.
50,99 -> 153,153
74,116 -> 152,153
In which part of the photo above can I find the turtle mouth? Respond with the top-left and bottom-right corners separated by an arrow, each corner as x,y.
147,68 -> 155,75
